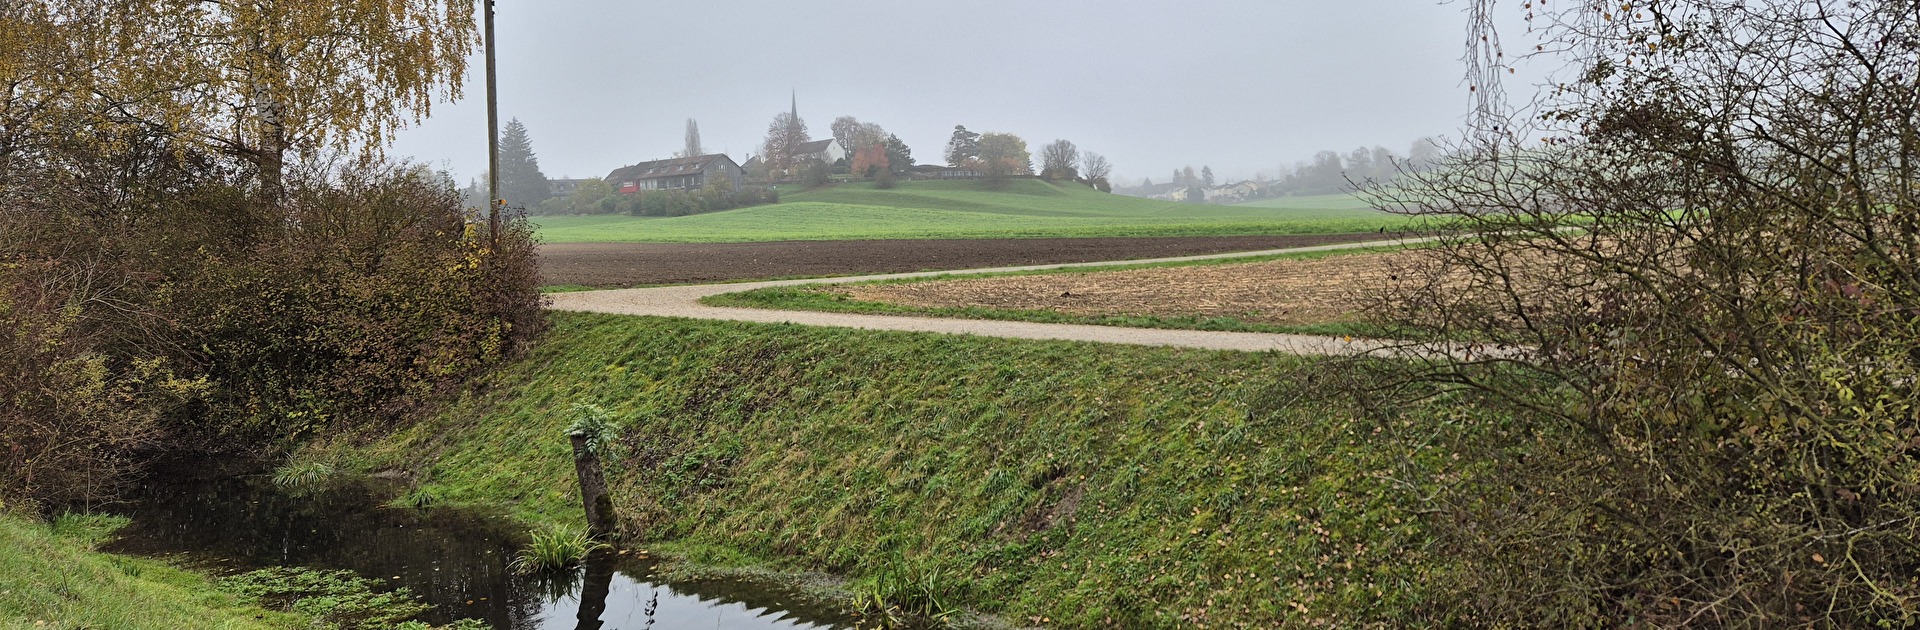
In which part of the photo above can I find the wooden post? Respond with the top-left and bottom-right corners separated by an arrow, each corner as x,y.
573,547 -> 615,630
483,0 -> 501,246
569,431 -> 616,540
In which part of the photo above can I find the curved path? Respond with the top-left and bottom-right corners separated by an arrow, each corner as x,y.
547,237 -> 1434,356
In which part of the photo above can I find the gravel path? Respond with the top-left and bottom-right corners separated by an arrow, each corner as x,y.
547,237 -> 1435,356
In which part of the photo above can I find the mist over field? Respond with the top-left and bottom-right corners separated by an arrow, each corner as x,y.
389,0 -> 1492,186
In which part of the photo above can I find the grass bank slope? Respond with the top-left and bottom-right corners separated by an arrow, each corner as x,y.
534,181 -> 1409,243
354,313 -> 1461,627
0,514 -> 303,630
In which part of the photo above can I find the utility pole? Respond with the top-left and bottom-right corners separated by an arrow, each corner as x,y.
484,0 -> 501,245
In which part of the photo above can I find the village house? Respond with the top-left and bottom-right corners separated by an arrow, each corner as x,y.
792,138 -> 847,165
548,178 -> 588,198
605,154 -> 744,193
908,164 -> 983,179
1204,181 -> 1262,203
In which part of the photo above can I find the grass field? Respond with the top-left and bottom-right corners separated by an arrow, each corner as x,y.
533,180 -> 1412,243
1230,192 -> 1383,214
0,514 -> 305,630
327,313 -> 1478,627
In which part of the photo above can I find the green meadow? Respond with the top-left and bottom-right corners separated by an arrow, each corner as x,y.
532,180 -> 1409,243
1230,192 -> 1384,214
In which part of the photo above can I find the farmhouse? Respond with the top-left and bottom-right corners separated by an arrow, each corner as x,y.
1204,181 -> 1262,203
548,178 -> 588,198
909,164 -> 983,179
606,154 -> 743,193
793,139 -> 847,165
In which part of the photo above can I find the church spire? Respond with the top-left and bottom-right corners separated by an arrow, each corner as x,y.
790,89 -> 797,121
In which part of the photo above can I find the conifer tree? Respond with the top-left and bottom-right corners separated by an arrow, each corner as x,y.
498,118 -> 549,209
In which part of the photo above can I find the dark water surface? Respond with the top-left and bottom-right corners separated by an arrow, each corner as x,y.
102,475 -> 855,630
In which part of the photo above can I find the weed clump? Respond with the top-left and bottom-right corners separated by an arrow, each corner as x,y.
509,525 -> 606,574
850,564 -> 961,628
270,461 -> 338,494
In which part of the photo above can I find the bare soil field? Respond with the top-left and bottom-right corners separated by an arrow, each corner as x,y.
835,249 -> 1421,327
539,233 -> 1407,287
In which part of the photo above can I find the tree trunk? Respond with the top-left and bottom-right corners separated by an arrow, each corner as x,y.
248,42 -> 289,207
569,431 -> 616,540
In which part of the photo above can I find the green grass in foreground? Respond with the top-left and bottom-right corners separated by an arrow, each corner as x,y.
0,514 -> 304,630
533,180 -> 1413,243
342,312 -> 1470,627
699,246 -> 1420,339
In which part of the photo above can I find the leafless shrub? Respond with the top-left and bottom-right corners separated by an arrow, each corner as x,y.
1360,1 -> 1920,625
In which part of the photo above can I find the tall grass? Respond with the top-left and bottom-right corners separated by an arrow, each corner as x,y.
270,461 -> 339,494
851,564 -> 961,627
508,525 -> 606,574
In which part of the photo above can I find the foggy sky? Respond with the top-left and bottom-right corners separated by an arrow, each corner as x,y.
390,0 -> 1497,186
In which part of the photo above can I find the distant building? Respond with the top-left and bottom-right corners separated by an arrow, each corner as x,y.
548,178 -> 588,198
1204,181 -> 1262,203
605,154 -> 743,193
908,164 -> 983,179
792,138 -> 847,165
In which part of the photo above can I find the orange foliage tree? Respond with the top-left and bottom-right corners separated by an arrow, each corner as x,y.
850,143 -> 890,178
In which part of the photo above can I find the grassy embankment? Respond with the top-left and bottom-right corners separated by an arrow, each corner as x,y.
700,245 -> 1417,339
329,312 -> 1476,627
533,180 -> 1406,243
0,514 -> 304,630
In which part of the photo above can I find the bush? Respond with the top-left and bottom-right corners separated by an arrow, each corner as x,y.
1370,2 -> 1920,625
621,184 -> 776,218
172,165 -> 547,441
873,168 -> 897,190
802,161 -> 831,188
0,145 -> 546,506
0,256 -> 183,510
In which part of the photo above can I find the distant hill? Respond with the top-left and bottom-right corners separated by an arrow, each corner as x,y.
532,180 -> 1410,243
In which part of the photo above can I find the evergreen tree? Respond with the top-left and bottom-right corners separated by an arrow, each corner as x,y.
499,118 -> 549,210
1200,165 -> 1216,188
884,134 -> 915,173
944,125 -> 981,166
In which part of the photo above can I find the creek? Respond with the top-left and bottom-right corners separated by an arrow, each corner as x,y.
101,473 -> 858,629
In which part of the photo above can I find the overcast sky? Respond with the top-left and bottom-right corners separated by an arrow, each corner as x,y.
391,0 -> 1506,186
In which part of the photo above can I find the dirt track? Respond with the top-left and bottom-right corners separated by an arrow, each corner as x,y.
546,238 -> 1432,355
539,233 -> 1406,287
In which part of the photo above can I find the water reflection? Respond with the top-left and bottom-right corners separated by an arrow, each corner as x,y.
103,475 -> 851,630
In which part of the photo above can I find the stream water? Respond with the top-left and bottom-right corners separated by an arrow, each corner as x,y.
101,474 -> 857,630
